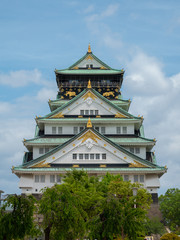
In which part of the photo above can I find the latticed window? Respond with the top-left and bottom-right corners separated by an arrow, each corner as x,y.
134,175 -> 138,182
124,175 -> 129,181
102,154 -> 106,159
35,175 -> 39,182
40,175 -> 45,183
122,126 -> 127,134
52,127 -> 56,134
50,175 -> 55,183
39,148 -> 44,154
73,154 -> 77,160
140,175 -> 144,183
58,127 -> 62,134
101,127 -> 106,134
135,147 -> 140,154
73,127 -> 78,134
116,127 -> 121,134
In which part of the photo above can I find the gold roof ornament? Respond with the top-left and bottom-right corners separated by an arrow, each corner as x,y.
87,79 -> 92,88
88,43 -> 92,53
87,117 -> 92,128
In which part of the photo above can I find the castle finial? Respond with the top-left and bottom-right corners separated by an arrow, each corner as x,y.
87,79 -> 92,88
87,117 -> 92,128
88,43 -> 92,53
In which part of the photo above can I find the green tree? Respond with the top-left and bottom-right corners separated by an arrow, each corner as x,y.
0,194 -> 37,240
89,175 -> 152,240
144,217 -> 165,235
160,232 -> 180,240
159,188 -> 180,231
39,170 -> 102,240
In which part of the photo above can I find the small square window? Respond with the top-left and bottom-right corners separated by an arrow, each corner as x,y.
40,175 -> 45,183
80,110 -> 84,115
86,64 -> 89,68
140,175 -> 144,183
56,175 -> 61,183
101,127 -> 106,134
124,175 -> 129,181
90,64 -> 93,68
45,148 -> 49,153
39,148 -> 44,154
85,110 -> 89,115
134,175 -> 138,182
90,154 -> 94,160
95,110 -> 99,115
58,127 -> 62,134
73,154 -> 77,160
102,154 -> 106,160
85,154 -> 89,160
79,154 -> 83,160
90,110 -> 94,115
135,147 -> 140,154
95,127 -> 99,132
130,147 -> 134,153
50,175 -> 55,183
73,127 -> 78,134
35,175 -> 39,183
116,127 -> 121,134
79,126 -> 84,132
96,154 -> 100,160
122,126 -> 127,134
52,127 -> 56,134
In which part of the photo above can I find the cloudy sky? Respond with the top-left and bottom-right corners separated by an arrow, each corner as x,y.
0,0 -> 180,195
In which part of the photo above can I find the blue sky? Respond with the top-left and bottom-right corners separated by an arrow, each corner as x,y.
0,0 -> 180,195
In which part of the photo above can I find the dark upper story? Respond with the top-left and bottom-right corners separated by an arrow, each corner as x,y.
55,44 -> 124,100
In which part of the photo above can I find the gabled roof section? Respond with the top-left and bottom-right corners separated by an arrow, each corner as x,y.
55,45 -> 124,74
21,126 -> 160,169
37,88 -> 141,120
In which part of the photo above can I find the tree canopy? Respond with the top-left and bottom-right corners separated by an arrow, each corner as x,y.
0,194 -> 37,240
159,188 -> 180,231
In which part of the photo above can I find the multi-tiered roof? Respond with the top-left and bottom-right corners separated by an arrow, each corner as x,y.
13,45 -> 167,199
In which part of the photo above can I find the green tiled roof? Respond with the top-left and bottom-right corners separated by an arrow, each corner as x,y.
38,88 -> 141,120
55,69 -> 123,75
22,127 -> 158,169
13,166 -> 166,173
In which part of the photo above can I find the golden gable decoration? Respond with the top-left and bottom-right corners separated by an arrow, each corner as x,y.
115,112 -> 127,118
51,112 -> 64,118
129,160 -> 147,168
78,130 -> 101,143
82,91 -> 97,100
31,160 -> 50,168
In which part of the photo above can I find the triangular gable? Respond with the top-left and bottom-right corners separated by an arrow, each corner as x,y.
40,88 -> 140,120
69,52 -> 112,70
23,127 -> 157,169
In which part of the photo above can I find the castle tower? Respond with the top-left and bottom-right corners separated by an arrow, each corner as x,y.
13,45 -> 167,202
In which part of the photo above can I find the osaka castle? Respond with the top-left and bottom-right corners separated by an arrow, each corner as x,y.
13,44 -> 167,202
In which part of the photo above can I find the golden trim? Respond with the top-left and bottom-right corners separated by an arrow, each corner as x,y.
32,160 -> 50,168
96,115 -> 101,118
100,164 -> 106,168
103,91 -> 115,97
73,144 -> 75,147
104,144 -> 107,147
88,43 -> 92,53
129,160 -> 147,168
115,112 -> 127,118
52,112 -> 64,118
87,79 -> 92,88
78,130 -> 101,143
65,91 -> 76,97
73,66 -> 79,69
78,115 -> 83,118
52,157 -> 55,160
73,165 -> 79,168
100,66 -> 107,69
87,118 -> 92,128
82,91 -> 97,100
86,55 -> 93,60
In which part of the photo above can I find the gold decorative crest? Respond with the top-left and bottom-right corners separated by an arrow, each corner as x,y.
32,160 -> 50,168
115,112 -> 127,118
100,66 -> 107,69
103,92 -> 114,97
51,112 -> 64,118
78,130 -> 101,143
129,160 -> 147,168
87,118 -> 92,128
86,55 -> 93,60
82,91 -> 97,100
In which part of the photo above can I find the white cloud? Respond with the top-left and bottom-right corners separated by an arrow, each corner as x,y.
0,69 -> 46,87
36,87 -> 57,102
101,4 -> 119,18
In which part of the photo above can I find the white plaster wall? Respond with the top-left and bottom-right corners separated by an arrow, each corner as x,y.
19,175 -> 33,188
77,58 -> 102,68
33,146 -> 54,159
44,123 -> 134,135
123,147 -> 146,159
146,174 -> 160,193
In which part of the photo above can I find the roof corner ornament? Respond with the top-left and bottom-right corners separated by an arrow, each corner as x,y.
87,79 -> 92,88
87,117 -> 92,128
88,43 -> 92,53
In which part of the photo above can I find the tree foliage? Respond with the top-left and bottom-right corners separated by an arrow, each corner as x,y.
160,232 -> 180,240
144,217 -> 165,236
159,188 -> 180,231
0,194 -> 36,240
